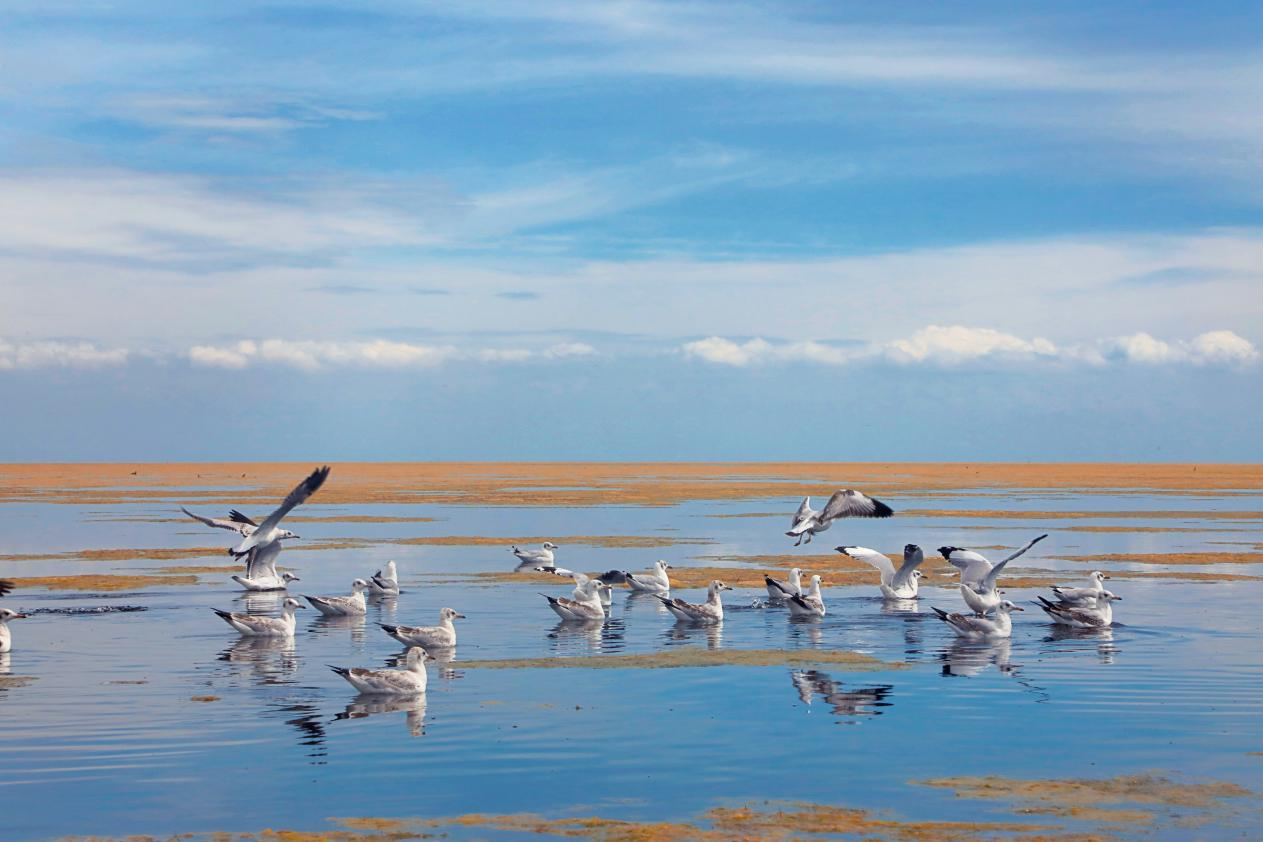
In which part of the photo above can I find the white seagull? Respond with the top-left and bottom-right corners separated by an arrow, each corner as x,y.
655,580 -> 733,623
941,534 -> 1048,616
1037,591 -> 1120,628
230,466 -> 330,559
232,541 -> 300,592
541,578 -> 606,621
212,597 -> 304,637
625,560 -> 671,594
536,568 -> 614,607
786,490 -> 893,546
304,579 -> 370,617
380,608 -> 464,651
368,560 -> 400,596
933,600 -> 1024,639
787,575 -> 826,617
0,607 -> 29,653
838,544 -> 926,600
329,646 -> 428,696
764,567 -> 803,601
1050,571 -> 1110,605
513,542 -> 558,569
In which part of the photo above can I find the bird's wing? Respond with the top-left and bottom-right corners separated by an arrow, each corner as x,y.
255,466 -> 331,534
227,509 -> 258,527
839,546 -> 896,585
819,489 -> 894,523
231,613 -> 283,634
0,579 -> 13,597
247,542 -> 282,578
948,613 -> 991,635
181,506 -> 252,535
892,546 -> 926,588
982,534 -> 1049,591
765,575 -> 794,596
790,496 -> 813,527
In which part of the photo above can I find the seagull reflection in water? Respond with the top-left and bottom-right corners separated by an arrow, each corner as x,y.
790,669 -> 893,723
1044,625 -> 1118,665
663,621 -> 723,650
385,646 -> 463,681
548,617 -> 625,655
940,638 -> 1016,678
217,636 -> 298,684
279,701 -> 327,762
309,612 -> 367,645
336,693 -> 428,738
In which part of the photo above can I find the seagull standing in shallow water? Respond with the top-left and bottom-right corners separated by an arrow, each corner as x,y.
786,490 -> 893,546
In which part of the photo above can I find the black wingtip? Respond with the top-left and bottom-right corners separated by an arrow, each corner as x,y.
327,665 -> 349,676
539,593 -> 558,604
211,608 -> 232,620
937,546 -> 961,559
228,509 -> 257,526
931,606 -> 950,620
871,497 -> 894,518
0,579 -> 13,597
379,623 -> 399,635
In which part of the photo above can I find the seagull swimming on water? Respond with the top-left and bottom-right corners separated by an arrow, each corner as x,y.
330,646 -> 428,696
0,607 -> 29,653
655,580 -> 733,623
838,544 -> 926,600
536,568 -> 614,607
932,600 -> 1024,639
513,542 -> 558,570
786,490 -> 893,546
542,577 -> 606,621
625,560 -> 671,594
212,597 -> 304,637
764,567 -> 803,601
1050,571 -> 1110,605
305,579 -> 370,617
380,607 -> 464,651
787,575 -> 826,617
1037,591 -> 1120,628
229,466 -> 330,559
368,560 -> 400,596
231,541 -> 300,592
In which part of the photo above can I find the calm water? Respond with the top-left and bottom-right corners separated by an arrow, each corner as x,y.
2,484 -> 1262,839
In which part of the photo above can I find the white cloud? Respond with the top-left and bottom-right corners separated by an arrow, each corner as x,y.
681,328 -> 1258,369
187,339 -> 596,370
0,339 -> 129,370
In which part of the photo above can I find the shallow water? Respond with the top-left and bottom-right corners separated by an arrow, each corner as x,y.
1,475 -> 1261,839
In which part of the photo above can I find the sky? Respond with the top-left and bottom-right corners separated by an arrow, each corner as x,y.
3,1 -> 1262,461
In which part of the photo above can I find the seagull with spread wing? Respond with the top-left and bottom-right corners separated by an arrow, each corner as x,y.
229,466 -> 330,559
837,544 -> 926,599
786,490 -> 893,546
939,534 -> 1048,616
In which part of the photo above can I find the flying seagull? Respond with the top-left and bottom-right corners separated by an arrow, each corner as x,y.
230,466 -> 331,559
787,490 -> 893,546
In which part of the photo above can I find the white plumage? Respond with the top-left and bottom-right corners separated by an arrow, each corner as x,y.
330,646 -> 428,695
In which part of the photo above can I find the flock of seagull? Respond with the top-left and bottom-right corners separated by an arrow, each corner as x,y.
0,471 -> 1123,695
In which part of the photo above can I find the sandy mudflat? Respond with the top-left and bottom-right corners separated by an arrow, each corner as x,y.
1,461 -> 1260,507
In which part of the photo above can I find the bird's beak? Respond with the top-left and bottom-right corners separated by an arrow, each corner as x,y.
1011,606 -> 1025,611
12,613 -> 28,620
454,613 -> 467,619
1103,575 -> 1112,579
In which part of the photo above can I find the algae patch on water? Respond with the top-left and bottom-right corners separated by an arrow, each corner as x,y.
454,646 -> 901,672
9,574 -> 200,592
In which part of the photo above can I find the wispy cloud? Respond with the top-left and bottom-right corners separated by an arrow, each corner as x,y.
185,339 -> 596,370
682,327 -> 1259,369
0,339 -> 129,370
495,290 -> 540,301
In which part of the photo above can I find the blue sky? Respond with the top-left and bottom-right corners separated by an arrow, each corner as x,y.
2,1 -> 1262,460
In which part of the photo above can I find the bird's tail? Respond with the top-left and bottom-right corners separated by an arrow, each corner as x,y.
327,665 -> 350,677
379,623 -> 399,635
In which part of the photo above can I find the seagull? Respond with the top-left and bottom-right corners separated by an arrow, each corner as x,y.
625,560 -> 671,594
1037,591 -> 1120,628
541,578 -> 606,621
231,541 -> 300,592
304,579 -> 370,617
380,608 -> 464,651
0,607 -> 29,653
212,597 -> 304,637
838,544 -> 926,599
787,575 -> 826,617
329,646 -> 428,696
764,567 -> 803,600
512,542 -> 558,569
932,600 -> 1024,639
368,561 -> 400,596
786,490 -> 893,546
230,466 -> 330,559
655,580 -> 733,623
536,568 -> 614,607
1050,571 -> 1110,605
941,534 -> 1048,616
